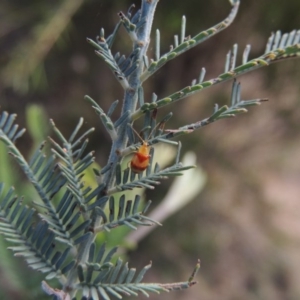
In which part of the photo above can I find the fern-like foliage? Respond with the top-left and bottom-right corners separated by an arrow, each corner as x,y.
0,184 -> 74,281
76,244 -> 166,299
0,0 -> 299,299
94,195 -> 160,232
0,109 -> 194,299
42,243 -> 199,299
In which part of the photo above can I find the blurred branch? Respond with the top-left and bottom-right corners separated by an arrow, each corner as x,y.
0,3 -> 37,39
1,0 -> 85,94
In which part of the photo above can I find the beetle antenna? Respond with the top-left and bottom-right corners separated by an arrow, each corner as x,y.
130,125 -> 146,143
148,120 -> 165,140
131,119 -> 165,144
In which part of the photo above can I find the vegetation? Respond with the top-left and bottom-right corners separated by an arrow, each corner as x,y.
0,0 -> 299,299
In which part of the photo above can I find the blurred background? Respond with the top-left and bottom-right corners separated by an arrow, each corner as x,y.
1,0 -> 300,299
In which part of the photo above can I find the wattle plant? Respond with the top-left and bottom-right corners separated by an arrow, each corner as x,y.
0,1 -> 299,299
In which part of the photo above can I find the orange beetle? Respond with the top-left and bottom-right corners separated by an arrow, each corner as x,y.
130,127 -> 151,173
